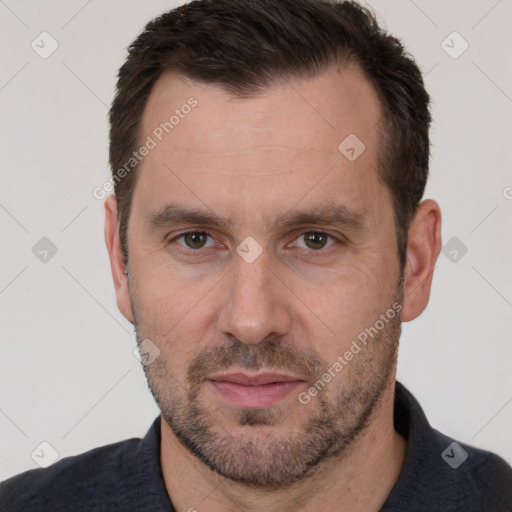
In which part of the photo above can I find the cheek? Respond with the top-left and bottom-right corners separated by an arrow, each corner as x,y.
130,259 -> 223,359
131,248 -> 195,314
290,257 -> 399,360
298,283 -> 373,361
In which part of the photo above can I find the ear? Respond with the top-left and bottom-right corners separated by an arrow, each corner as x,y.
401,199 -> 442,322
104,195 -> 134,324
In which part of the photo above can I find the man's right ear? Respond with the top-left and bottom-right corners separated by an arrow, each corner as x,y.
104,195 -> 134,324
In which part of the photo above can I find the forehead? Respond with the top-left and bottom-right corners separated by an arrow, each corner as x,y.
142,67 -> 382,154
134,67 -> 389,227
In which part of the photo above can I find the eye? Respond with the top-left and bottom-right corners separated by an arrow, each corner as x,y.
293,231 -> 337,251
175,231 -> 216,250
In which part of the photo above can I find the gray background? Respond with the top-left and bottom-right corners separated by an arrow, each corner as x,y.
1,0 -> 511,479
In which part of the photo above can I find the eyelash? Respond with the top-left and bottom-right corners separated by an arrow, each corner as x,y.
168,230 -> 342,255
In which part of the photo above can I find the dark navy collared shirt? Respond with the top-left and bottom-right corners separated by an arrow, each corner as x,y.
1,382 -> 511,511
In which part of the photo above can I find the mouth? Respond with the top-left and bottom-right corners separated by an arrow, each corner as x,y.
206,372 -> 306,408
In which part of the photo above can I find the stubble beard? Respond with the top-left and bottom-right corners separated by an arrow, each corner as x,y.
133,285 -> 403,489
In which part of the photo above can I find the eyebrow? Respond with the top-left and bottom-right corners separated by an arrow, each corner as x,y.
146,202 -> 367,234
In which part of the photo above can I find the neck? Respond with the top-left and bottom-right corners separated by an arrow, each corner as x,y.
160,381 -> 406,512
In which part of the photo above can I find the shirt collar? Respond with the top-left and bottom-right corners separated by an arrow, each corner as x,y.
138,381 -> 441,511
135,416 -> 176,511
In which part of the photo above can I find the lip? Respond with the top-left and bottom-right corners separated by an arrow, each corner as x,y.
209,372 -> 303,386
207,372 -> 305,408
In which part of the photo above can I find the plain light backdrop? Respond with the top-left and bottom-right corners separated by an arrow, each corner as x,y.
1,0 -> 511,480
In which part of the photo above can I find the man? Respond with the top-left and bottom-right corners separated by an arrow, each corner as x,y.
1,0 -> 511,510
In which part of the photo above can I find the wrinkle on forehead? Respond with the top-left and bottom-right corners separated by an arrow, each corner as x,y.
132,66 -> 391,238
140,66 -> 382,158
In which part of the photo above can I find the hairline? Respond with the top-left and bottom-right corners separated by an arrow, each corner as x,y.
119,63 -> 407,270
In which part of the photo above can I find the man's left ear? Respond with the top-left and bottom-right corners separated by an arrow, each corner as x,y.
401,199 -> 442,322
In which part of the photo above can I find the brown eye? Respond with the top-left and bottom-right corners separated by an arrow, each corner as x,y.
182,232 -> 210,249
304,232 -> 328,250
295,231 -> 336,251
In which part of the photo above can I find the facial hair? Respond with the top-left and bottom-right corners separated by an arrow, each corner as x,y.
133,285 -> 403,489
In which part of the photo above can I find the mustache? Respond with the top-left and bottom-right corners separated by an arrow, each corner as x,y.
187,337 -> 328,388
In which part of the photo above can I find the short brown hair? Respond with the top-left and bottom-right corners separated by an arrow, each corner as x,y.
109,0 -> 431,268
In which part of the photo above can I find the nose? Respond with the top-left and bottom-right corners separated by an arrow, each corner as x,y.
217,254 -> 293,346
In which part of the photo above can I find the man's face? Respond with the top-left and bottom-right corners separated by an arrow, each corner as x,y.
124,68 -> 404,487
